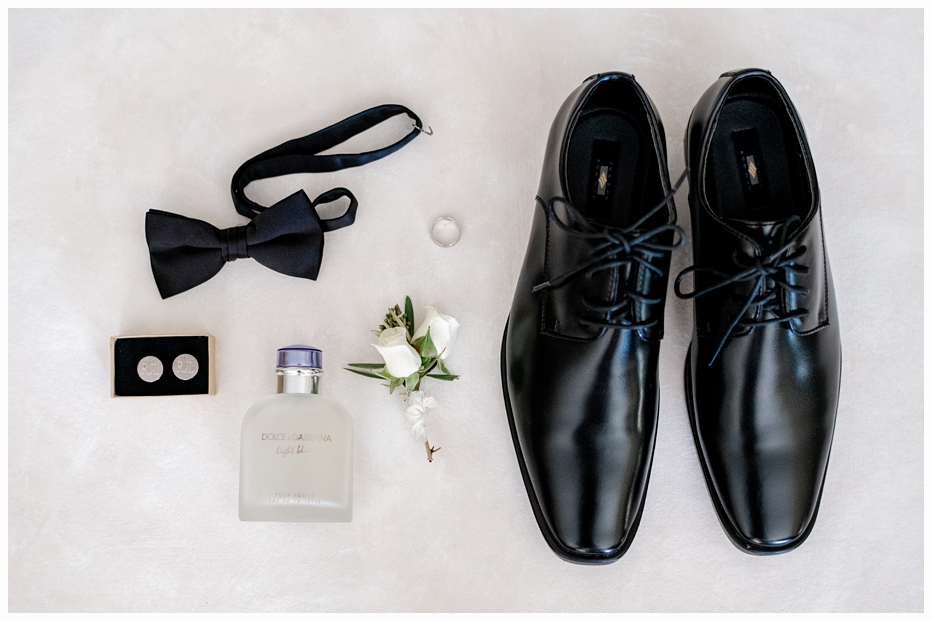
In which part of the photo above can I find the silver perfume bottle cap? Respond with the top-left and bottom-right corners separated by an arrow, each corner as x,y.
277,345 -> 323,369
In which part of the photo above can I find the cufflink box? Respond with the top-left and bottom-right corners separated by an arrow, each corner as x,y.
111,335 -> 215,397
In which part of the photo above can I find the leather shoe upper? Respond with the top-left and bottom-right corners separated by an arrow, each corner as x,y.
503,72 -> 681,563
677,68 -> 842,553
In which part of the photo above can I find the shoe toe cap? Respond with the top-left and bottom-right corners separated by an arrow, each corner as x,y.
528,432 -> 653,563
722,505 -> 817,554
703,432 -> 830,554
544,502 -> 641,563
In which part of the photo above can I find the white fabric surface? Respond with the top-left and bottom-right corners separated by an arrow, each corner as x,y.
8,9 -> 922,612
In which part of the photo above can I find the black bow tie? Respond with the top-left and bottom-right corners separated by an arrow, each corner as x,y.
145,104 -> 424,299
146,188 -> 357,299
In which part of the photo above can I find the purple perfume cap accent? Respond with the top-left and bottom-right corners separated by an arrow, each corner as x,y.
276,345 -> 323,369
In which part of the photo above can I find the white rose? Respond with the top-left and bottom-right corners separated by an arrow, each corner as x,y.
404,391 -> 438,440
412,306 -> 460,359
373,327 -> 421,378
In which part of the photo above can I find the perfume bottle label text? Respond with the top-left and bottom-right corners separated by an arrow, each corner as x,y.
267,492 -> 322,505
261,432 -> 332,442
274,444 -> 316,458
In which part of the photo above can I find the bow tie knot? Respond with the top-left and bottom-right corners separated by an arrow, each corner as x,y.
220,225 -> 249,262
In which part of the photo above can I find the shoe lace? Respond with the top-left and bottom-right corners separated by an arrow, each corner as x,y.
673,215 -> 810,365
531,169 -> 688,331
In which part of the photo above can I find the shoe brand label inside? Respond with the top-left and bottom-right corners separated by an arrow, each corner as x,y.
588,139 -> 619,218
745,155 -> 759,184
596,166 -> 610,195
732,128 -> 769,210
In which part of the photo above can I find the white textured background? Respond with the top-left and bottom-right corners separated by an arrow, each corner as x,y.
8,9 -> 923,612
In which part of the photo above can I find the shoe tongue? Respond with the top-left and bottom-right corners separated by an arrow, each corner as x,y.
726,218 -> 789,250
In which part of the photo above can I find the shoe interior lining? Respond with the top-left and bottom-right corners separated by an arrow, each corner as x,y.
705,77 -> 812,223
565,80 -> 664,230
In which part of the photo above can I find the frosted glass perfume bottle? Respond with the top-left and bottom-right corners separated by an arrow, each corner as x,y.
239,345 -> 354,522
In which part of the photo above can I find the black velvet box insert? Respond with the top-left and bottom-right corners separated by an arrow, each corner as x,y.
111,335 -> 215,397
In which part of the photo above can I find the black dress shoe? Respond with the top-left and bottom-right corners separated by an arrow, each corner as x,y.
676,68 -> 842,554
502,72 -> 684,564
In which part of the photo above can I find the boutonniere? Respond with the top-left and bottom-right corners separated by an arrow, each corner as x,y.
345,297 -> 460,462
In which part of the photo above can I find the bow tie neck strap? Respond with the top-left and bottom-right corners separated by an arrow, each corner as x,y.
231,104 -> 423,221
311,187 -> 358,232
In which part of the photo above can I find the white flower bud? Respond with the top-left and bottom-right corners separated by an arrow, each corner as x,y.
373,327 -> 421,378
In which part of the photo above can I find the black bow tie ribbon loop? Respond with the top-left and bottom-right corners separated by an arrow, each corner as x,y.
145,104 -> 424,299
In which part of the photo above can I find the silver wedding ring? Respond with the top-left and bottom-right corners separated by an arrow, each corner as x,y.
431,216 -> 461,247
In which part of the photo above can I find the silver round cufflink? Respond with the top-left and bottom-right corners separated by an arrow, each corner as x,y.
172,354 -> 199,381
137,356 -> 164,383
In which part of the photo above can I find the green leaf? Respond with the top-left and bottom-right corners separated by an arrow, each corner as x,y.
415,327 -> 438,359
344,368 -> 389,380
424,373 -> 459,381
346,363 -> 386,369
437,359 -> 451,375
405,371 -> 420,393
405,296 -> 415,338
